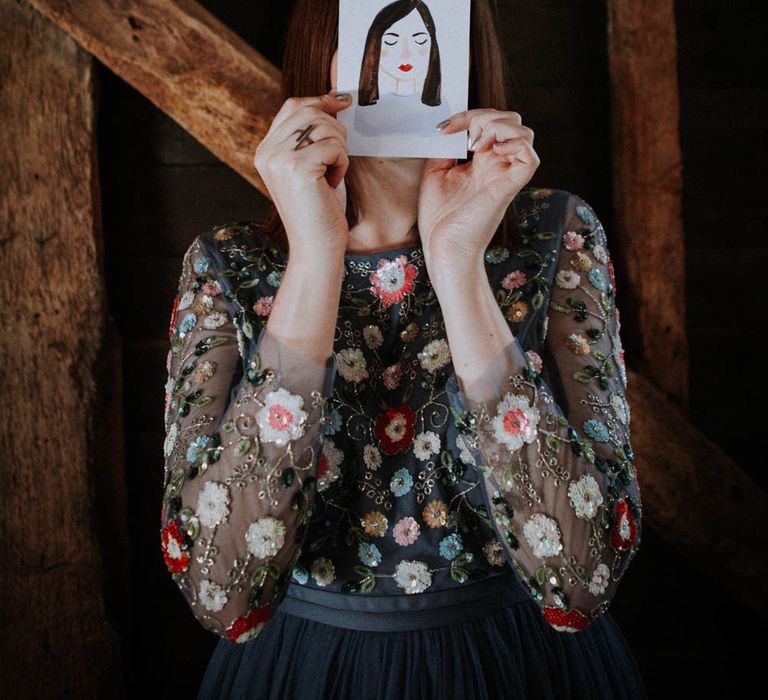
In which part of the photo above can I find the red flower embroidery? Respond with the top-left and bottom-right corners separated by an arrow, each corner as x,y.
317,452 -> 329,480
374,403 -> 416,455
607,256 -> 617,295
369,255 -> 418,308
611,497 -> 638,551
161,519 -> 190,574
543,606 -> 589,633
168,294 -> 180,339
227,605 -> 273,643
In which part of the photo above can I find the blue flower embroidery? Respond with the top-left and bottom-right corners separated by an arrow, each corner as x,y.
324,407 -> 343,436
193,255 -> 211,274
358,542 -> 382,567
484,246 -> 510,264
390,468 -> 413,496
291,563 -> 309,584
583,418 -> 610,442
588,268 -> 606,291
186,435 -> 211,463
266,270 -> 283,288
576,204 -> 596,225
439,533 -> 464,560
179,312 -> 197,335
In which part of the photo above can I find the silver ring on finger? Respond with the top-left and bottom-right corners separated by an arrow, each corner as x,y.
293,123 -> 318,150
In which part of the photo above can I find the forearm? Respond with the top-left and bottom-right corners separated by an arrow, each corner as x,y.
431,256 -> 521,394
264,248 -> 346,366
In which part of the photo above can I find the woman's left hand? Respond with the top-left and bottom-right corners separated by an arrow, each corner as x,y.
418,109 -> 540,270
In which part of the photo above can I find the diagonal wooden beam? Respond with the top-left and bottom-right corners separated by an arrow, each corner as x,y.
27,0 -> 283,198
628,369 -> 768,623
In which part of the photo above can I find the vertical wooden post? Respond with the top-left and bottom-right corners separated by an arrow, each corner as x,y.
606,0 -> 688,409
0,0 -> 124,695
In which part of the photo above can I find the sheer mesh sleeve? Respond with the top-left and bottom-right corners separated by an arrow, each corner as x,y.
160,235 -> 336,643
445,193 -> 642,633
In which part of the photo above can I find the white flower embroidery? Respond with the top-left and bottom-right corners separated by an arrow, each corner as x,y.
363,443 -> 382,471
413,431 -> 441,461
318,438 -> 344,492
311,556 -> 336,586
417,338 -> 451,373
455,432 -> 477,466
363,324 -> 384,350
201,311 -> 229,329
394,560 -> 432,594
164,422 -> 178,458
588,563 -> 611,596
567,474 -> 604,519
592,243 -> 609,264
491,393 -> 540,452
236,329 -> 247,359
195,481 -> 231,528
254,387 -> 307,446
245,516 -> 286,559
555,269 -> 581,289
610,393 -> 629,424
198,579 -> 227,612
523,512 -> 563,558
178,289 -> 195,310
336,347 -> 370,383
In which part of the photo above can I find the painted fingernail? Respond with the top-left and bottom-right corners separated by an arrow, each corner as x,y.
435,118 -> 451,130
468,134 -> 479,150
333,92 -> 352,101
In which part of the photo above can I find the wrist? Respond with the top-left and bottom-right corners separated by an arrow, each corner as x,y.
427,253 -> 487,295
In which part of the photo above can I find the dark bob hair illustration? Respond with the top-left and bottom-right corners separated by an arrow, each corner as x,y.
357,0 -> 442,107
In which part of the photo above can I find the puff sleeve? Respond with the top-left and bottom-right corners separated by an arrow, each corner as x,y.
160,234 -> 336,643
445,193 -> 642,632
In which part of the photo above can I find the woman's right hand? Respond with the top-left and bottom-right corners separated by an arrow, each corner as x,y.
254,90 -> 353,259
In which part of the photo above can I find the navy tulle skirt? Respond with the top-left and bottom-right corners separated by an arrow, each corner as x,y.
197,597 -> 648,699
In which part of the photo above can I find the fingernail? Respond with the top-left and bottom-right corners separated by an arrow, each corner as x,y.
468,134 -> 479,151
435,118 -> 451,130
333,92 -> 352,101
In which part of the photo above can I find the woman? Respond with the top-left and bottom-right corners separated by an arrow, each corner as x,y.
160,0 -> 647,697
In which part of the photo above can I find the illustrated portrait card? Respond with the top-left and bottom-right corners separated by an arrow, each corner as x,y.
336,0 -> 471,158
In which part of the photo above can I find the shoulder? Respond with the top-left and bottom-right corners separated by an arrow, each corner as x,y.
554,191 -> 606,242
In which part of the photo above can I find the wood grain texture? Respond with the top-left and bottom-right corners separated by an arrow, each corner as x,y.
0,0 -> 124,696
628,368 -> 768,624
27,0 -> 283,198
607,0 -> 689,409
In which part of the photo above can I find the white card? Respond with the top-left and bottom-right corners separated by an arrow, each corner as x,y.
337,0 -> 471,158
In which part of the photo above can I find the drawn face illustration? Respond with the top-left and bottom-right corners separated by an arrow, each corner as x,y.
378,9 -> 431,85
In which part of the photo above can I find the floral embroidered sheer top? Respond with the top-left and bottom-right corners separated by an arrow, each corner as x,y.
160,187 -> 642,644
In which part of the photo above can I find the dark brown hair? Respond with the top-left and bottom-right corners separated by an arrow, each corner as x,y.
358,0 -> 441,107
258,0 -> 520,253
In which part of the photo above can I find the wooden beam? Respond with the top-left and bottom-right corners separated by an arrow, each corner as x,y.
629,368 -> 768,624
27,0 -> 283,198
0,0 -> 124,695
607,0 -> 688,409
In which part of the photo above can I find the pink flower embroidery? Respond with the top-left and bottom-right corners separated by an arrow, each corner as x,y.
369,255 -> 418,308
253,296 -> 274,317
501,269 -> 527,290
382,363 -> 403,390
563,230 -> 585,251
393,516 -> 421,546
525,349 -> 543,373
201,280 -> 222,296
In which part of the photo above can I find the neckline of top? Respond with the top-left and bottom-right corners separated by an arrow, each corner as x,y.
344,243 -> 422,260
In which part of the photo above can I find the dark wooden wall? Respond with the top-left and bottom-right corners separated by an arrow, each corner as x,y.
95,1 -> 765,696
